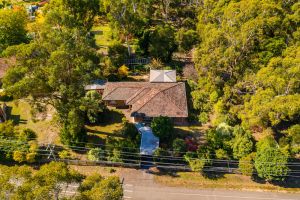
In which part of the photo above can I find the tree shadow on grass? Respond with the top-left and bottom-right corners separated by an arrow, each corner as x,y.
202,171 -> 225,180
147,167 -> 180,178
95,109 -> 124,125
5,106 -> 27,125
251,174 -> 300,189
86,128 -> 125,138
87,134 -> 105,145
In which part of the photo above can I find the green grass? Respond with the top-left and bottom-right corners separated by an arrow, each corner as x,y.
92,24 -> 113,54
86,109 -> 125,142
154,172 -> 300,192
2,100 -> 60,144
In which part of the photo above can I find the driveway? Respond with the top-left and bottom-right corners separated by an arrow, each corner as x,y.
121,170 -> 300,200
135,123 -> 159,155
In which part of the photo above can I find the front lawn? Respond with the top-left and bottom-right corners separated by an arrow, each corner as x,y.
85,109 -> 125,143
1,99 -> 60,144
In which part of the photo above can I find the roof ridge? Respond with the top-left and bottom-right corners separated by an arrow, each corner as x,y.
103,83 -> 145,100
134,83 -> 183,113
132,88 -> 161,112
126,87 -> 149,104
161,83 -> 186,113
102,87 -> 118,99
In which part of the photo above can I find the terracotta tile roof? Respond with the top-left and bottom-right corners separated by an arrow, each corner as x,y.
102,82 -> 188,118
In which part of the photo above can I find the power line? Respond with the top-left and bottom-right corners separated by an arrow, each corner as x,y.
1,139 -> 300,167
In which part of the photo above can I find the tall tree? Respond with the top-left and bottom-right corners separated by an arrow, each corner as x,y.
2,0 -> 101,145
0,8 -> 28,52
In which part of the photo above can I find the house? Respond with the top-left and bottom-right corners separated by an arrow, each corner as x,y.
102,70 -> 188,125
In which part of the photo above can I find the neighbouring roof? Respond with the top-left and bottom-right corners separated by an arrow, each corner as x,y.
102,82 -> 188,118
84,80 -> 107,90
150,70 -> 176,83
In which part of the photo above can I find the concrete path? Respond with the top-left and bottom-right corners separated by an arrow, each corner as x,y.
121,170 -> 300,200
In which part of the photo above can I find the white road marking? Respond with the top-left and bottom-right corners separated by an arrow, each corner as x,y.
124,196 -> 132,199
124,190 -> 133,193
125,184 -> 133,187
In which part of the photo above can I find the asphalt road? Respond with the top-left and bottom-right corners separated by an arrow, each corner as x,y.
121,170 -> 300,200
123,184 -> 300,200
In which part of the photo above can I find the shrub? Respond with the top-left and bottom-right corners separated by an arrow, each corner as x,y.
60,109 -> 87,146
188,159 -> 205,172
172,138 -> 187,156
120,121 -> 139,142
59,150 -> 72,159
239,153 -> 256,176
118,65 -> 129,79
232,127 -> 254,159
107,149 -> 122,163
215,149 -> 228,159
151,116 -> 174,145
87,148 -> 105,162
176,28 -> 199,52
254,147 -> 289,181
26,152 -> 37,163
18,129 -> 37,141
13,150 -> 25,163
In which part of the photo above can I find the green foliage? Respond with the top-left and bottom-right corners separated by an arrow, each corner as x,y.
206,123 -> 233,157
12,150 -> 25,163
44,0 -> 100,31
88,148 -> 105,162
172,138 -> 187,156
79,173 -> 103,192
285,125 -> 300,154
176,28 -> 199,52
60,109 -> 87,146
18,128 -> 37,141
232,126 -> 254,159
107,149 -> 122,163
190,0 -> 299,141
81,91 -> 104,124
0,120 -> 15,138
120,120 -> 139,142
188,159 -> 205,172
80,176 -> 123,200
184,151 -> 208,173
151,116 -> 174,145
254,147 -> 289,181
215,149 -> 228,159
2,1 -> 100,145
11,162 -> 83,199
58,150 -> 72,159
0,121 -> 38,163
117,65 -> 129,79
142,25 -> 177,62
0,8 -> 28,52
108,41 -> 128,68
0,163 -> 122,200
239,153 -> 256,176
256,135 -> 278,153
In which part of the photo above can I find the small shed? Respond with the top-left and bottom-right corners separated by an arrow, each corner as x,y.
149,70 -> 176,83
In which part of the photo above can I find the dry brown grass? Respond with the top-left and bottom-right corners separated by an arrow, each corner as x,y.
154,172 -> 300,193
